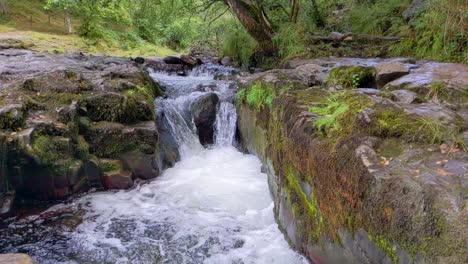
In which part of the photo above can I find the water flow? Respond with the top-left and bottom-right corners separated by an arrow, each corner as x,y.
214,102 -> 237,146
0,64 -> 307,264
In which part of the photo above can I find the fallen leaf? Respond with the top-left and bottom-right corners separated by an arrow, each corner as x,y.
436,169 -> 454,177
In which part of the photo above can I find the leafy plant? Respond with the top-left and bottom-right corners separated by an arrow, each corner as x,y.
237,82 -> 276,110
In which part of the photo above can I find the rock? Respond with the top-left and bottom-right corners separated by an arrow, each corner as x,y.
82,159 -> 101,187
403,0 -> 426,19
220,56 -> 233,66
120,150 -> 160,180
0,191 -> 15,218
163,55 -> 182,64
375,62 -> 409,88
191,93 -> 219,145
85,121 -> 158,158
329,31 -> 344,40
0,253 -> 35,264
0,104 -> 25,130
56,101 -> 78,123
99,159 -> 133,190
390,89 -> 419,104
79,92 -> 154,124
145,58 -> 185,73
328,65 -> 376,89
180,55 -> 197,66
134,57 -> 145,64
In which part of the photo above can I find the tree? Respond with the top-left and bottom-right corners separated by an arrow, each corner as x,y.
45,0 -> 76,33
222,0 -> 276,52
0,0 -> 9,16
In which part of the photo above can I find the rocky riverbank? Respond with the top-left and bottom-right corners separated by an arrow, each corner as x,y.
236,58 -> 467,263
0,49 -> 183,217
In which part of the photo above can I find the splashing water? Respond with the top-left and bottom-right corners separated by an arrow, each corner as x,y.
0,64 -> 307,264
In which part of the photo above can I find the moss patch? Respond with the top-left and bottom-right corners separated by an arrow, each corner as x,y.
328,66 -> 376,89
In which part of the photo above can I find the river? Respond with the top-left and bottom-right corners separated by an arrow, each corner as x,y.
0,64 -> 307,264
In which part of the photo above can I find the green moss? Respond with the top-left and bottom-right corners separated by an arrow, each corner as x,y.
368,234 -> 399,263
75,136 -> 90,160
328,66 -> 376,89
98,159 -> 122,173
283,168 -> 324,241
369,107 -> 448,144
32,135 -> 63,165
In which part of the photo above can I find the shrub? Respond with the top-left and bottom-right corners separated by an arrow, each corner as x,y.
237,82 -> 275,110
221,20 -> 258,66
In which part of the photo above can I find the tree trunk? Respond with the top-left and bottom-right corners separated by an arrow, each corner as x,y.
0,1 -> 9,16
223,0 -> 276,52
64,9 -> 72,34
290,0 -> 299,23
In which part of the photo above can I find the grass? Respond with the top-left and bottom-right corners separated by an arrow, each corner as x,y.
0,0 -> 175,57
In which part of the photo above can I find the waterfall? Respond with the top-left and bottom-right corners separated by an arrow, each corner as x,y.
158,98 -> 203,158
214,102 -> 237,146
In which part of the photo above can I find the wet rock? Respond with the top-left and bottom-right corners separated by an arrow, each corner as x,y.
163,55 -> 181,64
180,55 -> 197,66
390,89 -> 419,104
191,93 -> 219,145
0,191 -> 15,218
99,159 -> 133,190
220,56 -> 233,66
0,253 -> 35,264
120,150 -> 160,180
375,61 -> 409,88
81,159 -> 101,187
404,103 -> 464,128
133,57 -> 145,64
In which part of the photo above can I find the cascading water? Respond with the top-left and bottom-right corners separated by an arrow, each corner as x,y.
214,102 -> 237,146
0,64 -> 307,264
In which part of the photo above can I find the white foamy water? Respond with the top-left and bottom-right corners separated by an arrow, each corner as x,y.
69,146 -> 307,264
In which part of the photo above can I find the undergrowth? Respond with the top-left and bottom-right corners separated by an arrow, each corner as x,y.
237,82 -> 276,110
309,92 -> 451,145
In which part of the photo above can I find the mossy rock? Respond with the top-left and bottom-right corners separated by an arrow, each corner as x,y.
0,104 -> 26,131
328,66 -> 376,89
79,92 -> 154,124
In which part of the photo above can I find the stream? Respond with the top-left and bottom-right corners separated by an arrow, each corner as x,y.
0,64 -> 307,264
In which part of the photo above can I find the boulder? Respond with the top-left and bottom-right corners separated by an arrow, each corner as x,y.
85,121 -> 158,158
180,55 -> 198,66
163,55 -> 182,64
0,254 -> 35,264
79,92 -> 154,124
375,61 -> 409,88
390,89 -> 419,104
191,93 -> 219,145
134,57 -> 145,64
220,56 -> 233,66
120,150 -> 160,180
99,159 -> 133,190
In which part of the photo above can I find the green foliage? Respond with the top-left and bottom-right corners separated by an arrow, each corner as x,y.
273,23 -> 309,59
426,81 -> 448,101
390,0 -> 467,62
347,0 -> 409,35
309,92 -> 370,136
368,234 -> 399,263
238,82 -> 276,110
221,20 -> 258,66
